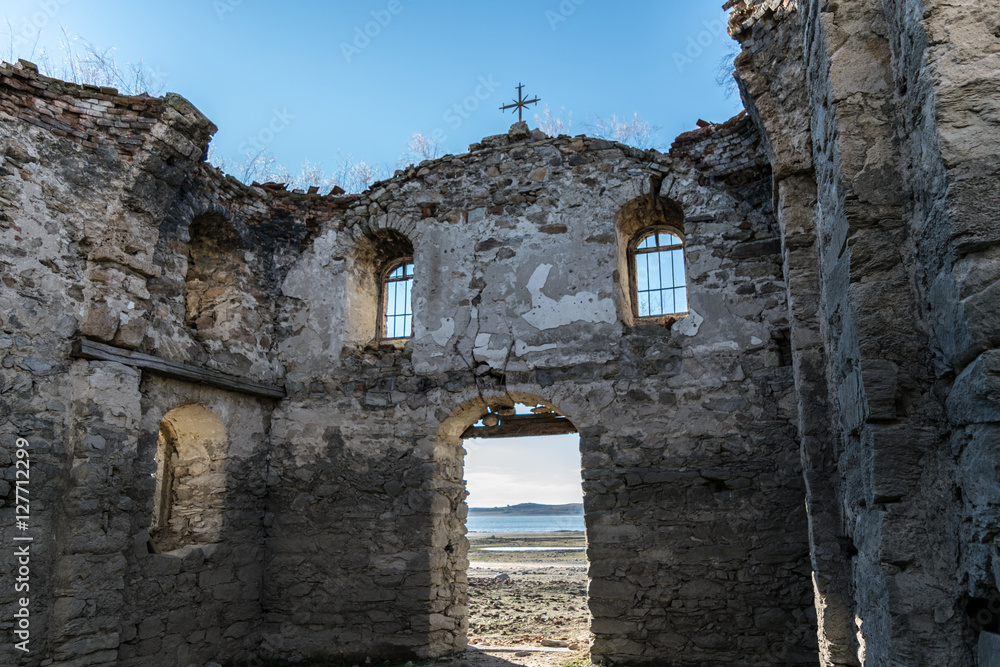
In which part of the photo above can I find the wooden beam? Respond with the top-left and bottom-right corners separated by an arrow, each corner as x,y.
461,414 -> 577,440
72,339 -> 286,400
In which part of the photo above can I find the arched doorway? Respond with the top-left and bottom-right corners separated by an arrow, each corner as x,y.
150,402 -> 228,552
434,394 -> 591,655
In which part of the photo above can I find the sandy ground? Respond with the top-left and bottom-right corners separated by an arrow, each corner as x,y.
452,532 -> 591,667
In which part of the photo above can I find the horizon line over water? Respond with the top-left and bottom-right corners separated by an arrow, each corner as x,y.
466,514 -> 585,533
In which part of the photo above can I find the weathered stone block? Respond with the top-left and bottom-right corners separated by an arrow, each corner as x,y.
198,566 -> 234,588
137,616 -> 164,640
588,578 -> 638,601
980,630 -> 1000,666
948,350 -> 1000,426
865,424 -> 937,503
861,358 -> 897,421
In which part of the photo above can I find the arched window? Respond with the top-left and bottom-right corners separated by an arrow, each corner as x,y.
630,229 -> 687,318
381,258 -> 414,339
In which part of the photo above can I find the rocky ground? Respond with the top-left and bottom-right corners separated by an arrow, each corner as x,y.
456,531 -> 591,667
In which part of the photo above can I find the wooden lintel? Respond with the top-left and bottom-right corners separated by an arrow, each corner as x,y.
72,339 -> 286,400
461,414 -> 577,440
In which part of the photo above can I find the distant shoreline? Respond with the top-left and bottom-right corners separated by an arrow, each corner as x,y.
467,502 -> 583,517
467,529 -> 585,535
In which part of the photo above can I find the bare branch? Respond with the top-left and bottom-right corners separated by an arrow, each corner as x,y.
533,105 -> 573,138
583,112 -> 662,150
401,131 -> 443,164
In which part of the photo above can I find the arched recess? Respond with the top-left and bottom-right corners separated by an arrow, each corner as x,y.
431,393 -> 581,651
614,192 -> 688,327
343,228 -> 415,346
150,402 -> 229,552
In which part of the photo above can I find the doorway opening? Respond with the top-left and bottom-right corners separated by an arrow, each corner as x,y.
462,402 -> 591,653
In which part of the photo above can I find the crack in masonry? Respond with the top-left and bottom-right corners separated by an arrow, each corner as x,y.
448,305 -> 484,407
597,379 -> 628,413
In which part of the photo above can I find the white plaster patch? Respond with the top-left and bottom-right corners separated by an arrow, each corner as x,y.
515,339 -> 558,356
522,264 -> 616,330
429,317 -> 455,347
312,230 -> 338,267
473,333 -> 509,367
673,308 -> 703,337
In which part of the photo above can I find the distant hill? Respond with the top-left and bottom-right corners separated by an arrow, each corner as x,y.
468,502 -> 584,516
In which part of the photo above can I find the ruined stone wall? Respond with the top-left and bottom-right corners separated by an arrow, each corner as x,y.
0,55 -> 822,666
261,123 -> 816,664
0,60 -> 293,666
730,0 -> 1000,664
881,0 -> 1000,621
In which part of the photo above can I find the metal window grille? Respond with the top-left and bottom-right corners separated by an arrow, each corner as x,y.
634,232 -> 687,317
383,261 -> 414,338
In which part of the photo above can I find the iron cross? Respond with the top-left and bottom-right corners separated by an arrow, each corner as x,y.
500,83 -> 540,122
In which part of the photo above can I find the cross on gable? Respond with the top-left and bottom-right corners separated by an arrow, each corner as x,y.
500,83 -> 541,123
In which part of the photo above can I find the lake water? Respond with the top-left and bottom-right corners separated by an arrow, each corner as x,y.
466,514 -> 585,533
481,547 -> 585,552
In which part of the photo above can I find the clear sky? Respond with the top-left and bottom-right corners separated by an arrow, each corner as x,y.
3,0 -> 742,177
464,433 -> 583,508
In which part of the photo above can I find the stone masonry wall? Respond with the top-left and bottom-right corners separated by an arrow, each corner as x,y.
730,0 -> 1000,664
0,60 -> 287,666
263,122 -> 815,664
7,31 -> 956,663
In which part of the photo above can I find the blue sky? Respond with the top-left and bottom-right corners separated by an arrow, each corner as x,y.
4,1 -> 742,505
4,0 -> 742,176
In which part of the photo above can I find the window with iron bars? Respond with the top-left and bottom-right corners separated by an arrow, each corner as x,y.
631,230 -> 687,318
381,259 -> 414,339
